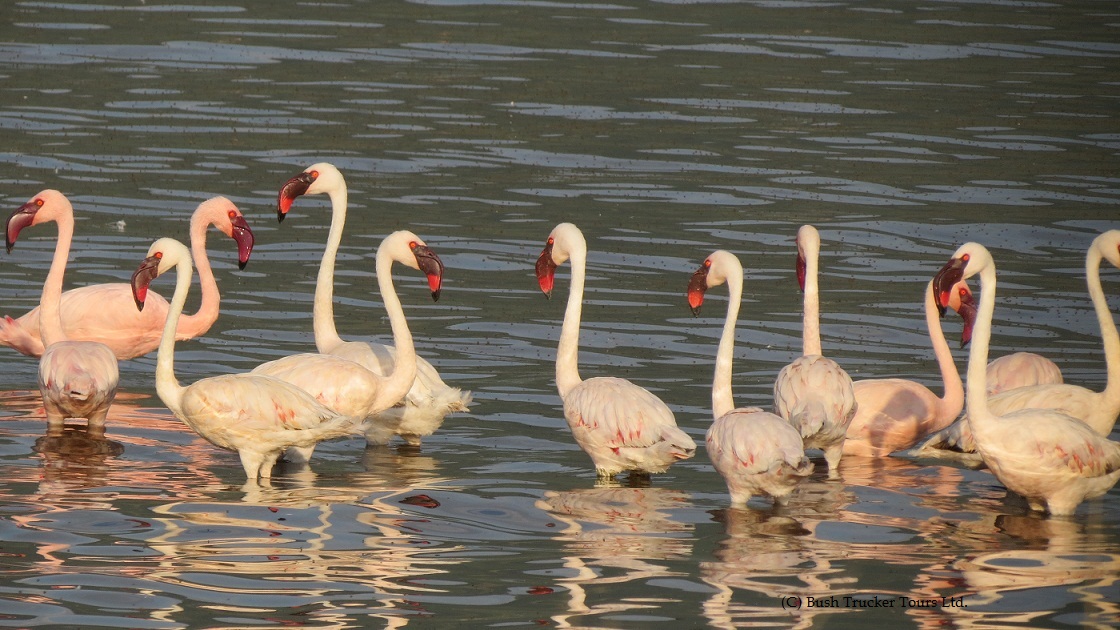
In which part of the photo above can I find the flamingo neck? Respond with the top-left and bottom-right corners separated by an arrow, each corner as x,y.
178,211 -> 220,337
925,281 -> 964,421
39,213 -> 75,347
712,271 -> 743,420
556,246 -> 587,398
1086,246 -> 1120,402
155,254 -> 192,418
368,248 -> 417,413
802,249 -> 822,356
313,185 -> 347,353
965,265 -> 997,428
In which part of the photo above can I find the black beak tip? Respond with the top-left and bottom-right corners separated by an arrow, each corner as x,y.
238,260 -> 248,271
277,211 -> 286,224
134,298 -> 144,312
432,289 -> 441,302
691,306 -> 702,317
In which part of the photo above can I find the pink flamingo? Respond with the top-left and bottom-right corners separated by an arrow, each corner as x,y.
131,237 -> 359,480
842,280 -> 970,458
6,190 -> 118,426
0,196 -> 253,360
251,230 -> 445,459
276,163 -> 470,445
688,250 -> 812,506
931,242 -> 1120,515
772,225 -> 856,478
536,223 -> 696,480
917,231 -> 1120,462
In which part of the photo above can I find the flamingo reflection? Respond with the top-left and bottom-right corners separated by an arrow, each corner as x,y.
536,484 -> 693,628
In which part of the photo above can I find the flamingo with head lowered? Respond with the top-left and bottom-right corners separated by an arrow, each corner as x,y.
916,231 -> 1120,462
251,230 -> 446,460
6,190 -> 118,427
842,279 -> 973,458
772,225 -> 857,478
689,249 -> 812,506
131,237 -> 360,481
275,163 -> 470,446
536,222 -> 696,480
0,196 -> 253,360
930,242 -> 1120,515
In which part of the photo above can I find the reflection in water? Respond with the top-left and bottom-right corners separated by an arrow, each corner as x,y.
33,423 -> 124,493
538,484 -> 693,629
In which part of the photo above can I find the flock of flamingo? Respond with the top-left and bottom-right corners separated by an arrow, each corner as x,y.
3,162 -> 1119,517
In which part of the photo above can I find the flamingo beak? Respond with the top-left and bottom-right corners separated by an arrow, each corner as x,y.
277,171 -> 315,223
955,287 -> 977,348
230,213 -> 254,270
6,201 -> 40,254
411,243 -> 444,302
131,254 -> 162,311
796,250 -> 807,292
688,264 -> 710,316
933,256 -> 967,314
536,242 -> 557,299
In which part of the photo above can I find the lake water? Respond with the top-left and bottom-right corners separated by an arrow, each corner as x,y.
1,1 -> 1118,628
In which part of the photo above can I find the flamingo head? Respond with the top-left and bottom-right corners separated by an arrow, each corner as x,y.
796,249 -> 807,292
277,170 -> 316,222
229,211 -> 254,270
6,190 -> 67,254
131,252 -> 163,312
409,240 -> 444,302
687,258 -> 712,316
794,225 -> 819,292
276,162 -> 344,223
932,250 -> 973,312
536,237 -> 558,299
952,282 -> 977,347
6,198 -> 41,254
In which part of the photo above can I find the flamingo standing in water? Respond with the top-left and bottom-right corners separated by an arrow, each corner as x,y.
930,242 -> 1120,515
275,163 -> 470,445
6,190 -> 118,427
536,223 -> 696,479
842,280 -> 971,458
917,230 -> 1120,461
252,230 -> 446,459
0,196 -> 254,360
131,238 -> 359,480
688,250 -> 812,506
772,225 -> 856,478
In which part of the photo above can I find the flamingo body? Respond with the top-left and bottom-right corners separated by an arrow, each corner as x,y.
772,225 -> 857,477
0,197 -> 253,360
707,408 -> 813,506
689,248 -> 812,506
931,242 -> 1120,515
537,222 -> 695,479
276,163 -> 470,446
563,376 -> 696,476
986,352 -> 1062,396
252,230 -> 447,452
843,280 -> 967,458
6,190 -> 119,427
132,237 -> 358,480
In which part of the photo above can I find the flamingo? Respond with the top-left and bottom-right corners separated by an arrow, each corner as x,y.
131,237 -> 359,480
0,196 -> 253,360
252,230 -> 446,458
772,225 -> 857,478
275,163 -> 470,445
536,223 -> 696,479
916,230 -> 1120,461
930,242 -> 1120,515
688,250 -> 812,506
842,280 -> 971,458
986,352 -> 1062,396
6,190 -> 118,427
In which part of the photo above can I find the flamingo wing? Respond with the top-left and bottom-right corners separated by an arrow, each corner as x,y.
774,354 -> 857,439
708,408 -> 807,475
564,377 -> 692,450
251,353 -> 382,418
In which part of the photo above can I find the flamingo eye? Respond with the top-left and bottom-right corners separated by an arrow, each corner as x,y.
35,198 -> 44,207
958,288 -> 967,296
154,251 -> 163,259
409,241 -> 419,249
228,210 -> 236,218
309,170 -> 319,179
547,237 -> 554,245
703,259 -> 712,268
961,253 -> 970,262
